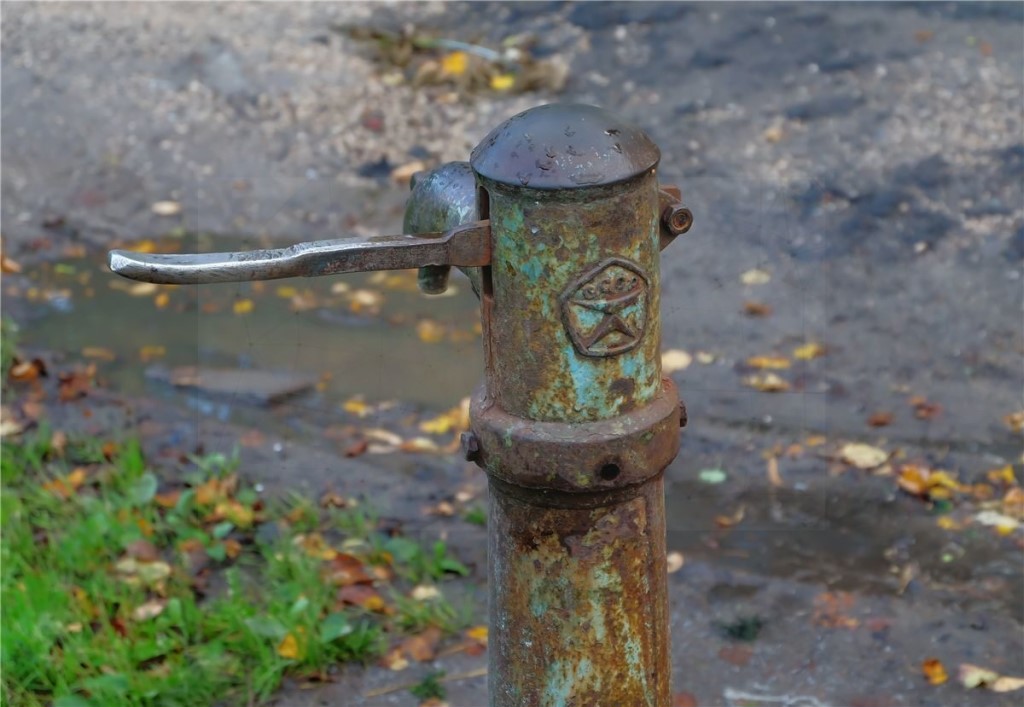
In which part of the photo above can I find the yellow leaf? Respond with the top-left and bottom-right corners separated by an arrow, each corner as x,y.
400,437 -> 441,453
936,516 -> 961,530
441,51 -> 469,76
793,342 -> 827,360
233,299 -> 254,315
81,347 -> 116,362
139,345 -> 166,363
131,240 -> 159,254
277,632 -> 303,660
805,435 -> 827,447
992,676 -> 1024,692
466,625 -> 488,643
342,397 -> 372,418
154,292 -> 170,309
419,410 -> 461,435
410,585 -> 441,601
714,505 -> 746,528
987,464 -> 1018,486
214,500 -> 255,528
923,658 -> 948,685
416,319 -> 446,344
491,73 -> 516,91
743,372 -> 790,392
840,443 -> 889,469
276,286 -> 298,298
746,355 -> 791,370
295,533 -> 337,560
662,349 -> 692,374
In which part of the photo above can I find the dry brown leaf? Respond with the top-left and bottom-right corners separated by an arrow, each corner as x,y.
909,395 -> 942,420
401,626 -> 442,662
742,301 -> 773,317
812,591 -> 859,629
1003,487 -> 1024,520
391,160 -> 427,184
337,584 -> 388,613
9,358 -> 46,383
381,646 -> 409,671
323,553 -> 373,587
867,411 -> 893,427
43,468 -> 87,499
295,533 -> 337,561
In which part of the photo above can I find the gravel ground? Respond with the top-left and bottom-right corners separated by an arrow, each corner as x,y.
3,2 -> 1023,706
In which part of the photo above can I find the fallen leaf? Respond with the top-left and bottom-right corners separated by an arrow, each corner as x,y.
812,591 -> 859,629
295,533 -> 337,561
805,435 -> 827,447
1,251 -> 22,273
441,51 -> 469,76
381,646 -> 409,671
400,437 -> 442,453
742,301 -> 773,317
897,464 -> 961,500
343,438 -> 369,458
277,632 -> 303,660
867,411 -> 894,427
320,491 -> 352,509
662,349 -> 692,374
715,505 -> 746,528
666,551 -> 685,573
746,355 -> 790,370
490,73 -> 516,91
696,351 -> 716,364
223,538 -> 243,559
740,268 -> 771,285
391,160 -> 427,184
151,200 -> 182,216
959,663 -> 1000,688
81,347 -> 116,362
975,510 -> 1019,533
363,428 -> 403,447
401,627 -> 442,662
324,553 -> 373,586
914,29 -> 934,43
154,292 -> 170,309
767,455 -> 783,487
987,465 -> 1018,487
465,625 -> 488,644
43,467 -> 88,498
1003,487 -> 1024,519
1003,410 -> 1024,434
909,395 -> 942,420
923,658 -> 949,685
213,500 -> 255,528
128,282 -> 159,297
839,442 -> 889,469
9,358 -> 46,383
125,539 -> 160,562
342,397 -> 373,418
762,122 -> 785,143
233,299 -> 254,315
936,516 -> 962,531
416,319 -> 446,344
0,407 -> 25,438
132,599 -> 167,621
992,676 -> 1024,692
793,342 -> 827,360
411,585 -> 441,601
743,372 -> 790,392
138,345 -> 166,363
337,584 -> 387,612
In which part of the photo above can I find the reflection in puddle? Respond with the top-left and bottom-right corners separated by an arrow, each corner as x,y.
12,234 -> 484,430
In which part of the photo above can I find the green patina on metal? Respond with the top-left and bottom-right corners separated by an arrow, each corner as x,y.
113,103 -> 692,707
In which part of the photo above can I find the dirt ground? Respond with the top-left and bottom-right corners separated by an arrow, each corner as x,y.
3,2 -> 1023,706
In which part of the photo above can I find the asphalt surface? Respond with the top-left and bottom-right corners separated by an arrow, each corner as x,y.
3,3 -> 1023,706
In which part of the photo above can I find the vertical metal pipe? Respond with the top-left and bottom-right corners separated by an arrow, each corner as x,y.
488,477 -> 669,707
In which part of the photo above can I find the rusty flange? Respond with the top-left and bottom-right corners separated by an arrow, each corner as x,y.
468,378 -> 682,494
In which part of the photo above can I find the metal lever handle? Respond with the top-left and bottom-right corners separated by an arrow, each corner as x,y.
108,221 -> 491,285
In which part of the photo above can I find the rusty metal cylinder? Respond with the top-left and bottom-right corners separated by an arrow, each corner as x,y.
469,104 -> 680,707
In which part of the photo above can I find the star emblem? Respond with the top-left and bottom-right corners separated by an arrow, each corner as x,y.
560,258 -> 649,357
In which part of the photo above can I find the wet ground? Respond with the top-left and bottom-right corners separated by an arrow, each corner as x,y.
3,2 -> 1023,706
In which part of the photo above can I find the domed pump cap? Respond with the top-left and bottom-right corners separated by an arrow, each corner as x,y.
470,103 -> 660,190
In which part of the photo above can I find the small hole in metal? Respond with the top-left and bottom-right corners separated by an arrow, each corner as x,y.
599,463 -> 621,481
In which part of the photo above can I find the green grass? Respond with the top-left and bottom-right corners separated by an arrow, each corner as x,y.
1,427 -> 472,707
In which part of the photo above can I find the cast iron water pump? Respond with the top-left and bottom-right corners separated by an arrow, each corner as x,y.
110,103 -> 693,707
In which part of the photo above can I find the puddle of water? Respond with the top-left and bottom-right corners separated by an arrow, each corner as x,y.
14,234 -> 483,420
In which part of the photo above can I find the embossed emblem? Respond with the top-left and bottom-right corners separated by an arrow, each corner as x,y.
560,258 -> 649,357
